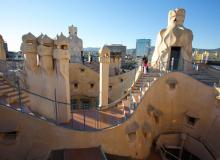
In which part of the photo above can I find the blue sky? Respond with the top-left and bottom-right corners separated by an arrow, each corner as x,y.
0,0 -> 219,51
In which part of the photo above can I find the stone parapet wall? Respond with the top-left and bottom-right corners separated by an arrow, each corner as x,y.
0,72 -> 220,159
69,63 -> 138,102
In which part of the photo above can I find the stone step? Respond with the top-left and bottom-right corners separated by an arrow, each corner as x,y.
0,84 -> 10,89
0,78 -> 8,82
126,96 -> 131,100
197,78 -> 218,82
134,85 -> 141,89
10,98 -> 30,108
0,87 -> 15,96
132,85 -> 140,89
187,71 -> 208,75
140,76 -> 158,80
191,75 -> 213,79
201,82 -> 216,86
117,103 -> 124,109
122,99 -> 130,107
134,82 -> 142,85
6,93 -> 27,104
132,89 -> 140,93
200,80 -> 218,84
194,77 -> 218,80
191,74 -> 217,79
21,97 -> 30,106
138,79 -> 151,82
132,90 -> 140,94
142,73 -> 160,77
5,90 -> 18,96
0,81 -> 8,86
186,71 -> 220,86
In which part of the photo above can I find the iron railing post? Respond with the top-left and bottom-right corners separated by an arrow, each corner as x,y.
54,89 -> 58,125
182,58 -> 185,71
83,104 -> 86,130
17,76 -> 23,112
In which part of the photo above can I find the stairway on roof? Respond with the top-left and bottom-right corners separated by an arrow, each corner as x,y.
185,70 -> 219,86
96,71 -> 161,128
62,71 -> 161,130
0,73 -> 30,111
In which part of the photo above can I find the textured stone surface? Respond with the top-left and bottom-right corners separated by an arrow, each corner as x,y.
68,25 -> 83,63
0,72 -> 219,160
99,46 -> 110,107
21,32 -> 71,123
152,8 -> 193,71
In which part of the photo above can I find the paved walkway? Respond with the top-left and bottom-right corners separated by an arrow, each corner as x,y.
61,109 -> 126,130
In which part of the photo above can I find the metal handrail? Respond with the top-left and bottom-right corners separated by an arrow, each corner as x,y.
155,131 -> 217,159
159,144 -> 179,160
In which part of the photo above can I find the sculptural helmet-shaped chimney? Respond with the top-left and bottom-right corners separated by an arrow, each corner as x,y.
53,33 -> 71,123
37,34 -> 54,73
21,32 -> 38,71
152,8 -> 193,71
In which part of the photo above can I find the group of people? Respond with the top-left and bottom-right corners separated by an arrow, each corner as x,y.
142,56 -> 149,74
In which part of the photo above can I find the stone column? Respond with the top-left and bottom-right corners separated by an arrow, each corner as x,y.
53,34 -> 71,123
99,46 -> 110,107
0,35 -> 6,60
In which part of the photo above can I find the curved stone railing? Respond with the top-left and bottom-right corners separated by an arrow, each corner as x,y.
100,91 -> 130,110
0,58 -> 166,131
0,59 -> 147,130
1,69 -> 219,160
2,57 -> 215,131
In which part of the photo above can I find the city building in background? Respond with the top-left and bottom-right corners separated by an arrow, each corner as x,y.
7,51 -> 24,61
2,41 -> 24,61
126,48 -> 136,57
193,50 -> 220,63
136,39 -> 151,57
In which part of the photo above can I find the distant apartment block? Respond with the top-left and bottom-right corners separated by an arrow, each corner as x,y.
136,39 -> 151,57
